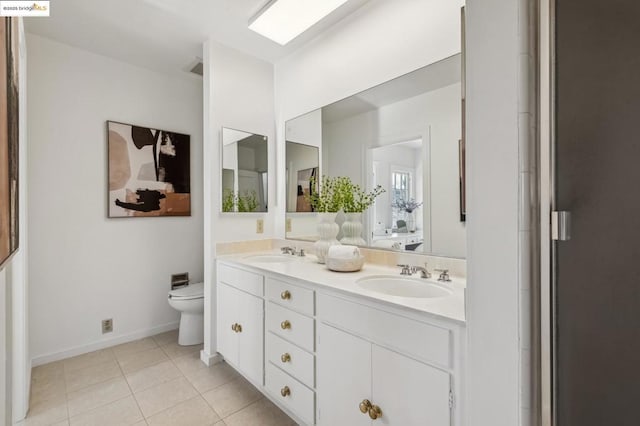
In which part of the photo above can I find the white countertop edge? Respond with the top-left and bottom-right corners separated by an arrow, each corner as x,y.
216,250 -> 466,325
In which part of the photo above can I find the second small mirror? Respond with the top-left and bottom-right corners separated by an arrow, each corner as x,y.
221,127 -> 268,213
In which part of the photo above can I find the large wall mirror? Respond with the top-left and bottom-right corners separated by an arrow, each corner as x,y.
221,127 -> 268,213
284,54 -> 466,258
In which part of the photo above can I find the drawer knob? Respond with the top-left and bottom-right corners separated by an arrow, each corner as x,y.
280,320 -> 291,330
369,405 -> 383,420
281,353 -> 291,363
281,290 -> 291,300
359,399 -> 372,414
235,323 -> 242,333
280,386 -> 291,397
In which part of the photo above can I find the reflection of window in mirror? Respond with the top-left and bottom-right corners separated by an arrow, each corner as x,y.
221,127 -> 268,213
391,169 -> 412,227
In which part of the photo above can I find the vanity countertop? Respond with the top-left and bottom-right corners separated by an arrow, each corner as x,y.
217,251 -> 466,325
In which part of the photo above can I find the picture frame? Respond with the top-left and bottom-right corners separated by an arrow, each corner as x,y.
107,120 -> 191,218
1,17 -> 20,270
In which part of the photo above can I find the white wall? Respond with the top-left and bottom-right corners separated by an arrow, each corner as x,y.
465,0 -> 533,424
202,40 -> 275,363
1,268 -> 7,424
27,34 -> 204,364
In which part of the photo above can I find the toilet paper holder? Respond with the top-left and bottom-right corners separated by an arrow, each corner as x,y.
171,272 -> 190,290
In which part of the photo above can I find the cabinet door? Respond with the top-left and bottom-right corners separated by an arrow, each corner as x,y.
317,323 -> 371,426
237,292 -> 264,385
216,282 -> 239,366
372,345 -> 451,425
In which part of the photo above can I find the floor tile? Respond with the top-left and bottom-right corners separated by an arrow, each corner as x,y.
69,395 -> 143,426
67,377 -> 131,417
113,338 -> 159,359
146,396 -> 220,426
32,361 -> 65,381
185,361 -> 239,393
125,360 -> 182,393
201,377 -> 262,418
151,330 -> 178,347
133,376 -> 198,418
118,347 -> 169,375
30,377 -> 67,407
159,342 -> 202,360
132,422 -> 148,426
24,401 -> 68,426
28,392 -> 67,417
172,351 -> 207,376
65,359 -> 122,393
63,349 -> 116,373
223,398 -> 297,426
51,420 -> 71,426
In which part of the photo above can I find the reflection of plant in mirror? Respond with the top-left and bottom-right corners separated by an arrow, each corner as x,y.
336,177 -> 386,213
306,175 -> 385,213
392,198 -> 423,213
222,189 -> 235,212
306,175 -> 342,212
222,189 -> 259,212
238,190 -> 258,212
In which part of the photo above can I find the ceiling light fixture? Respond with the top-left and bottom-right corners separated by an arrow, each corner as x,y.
249,0 -> 349,46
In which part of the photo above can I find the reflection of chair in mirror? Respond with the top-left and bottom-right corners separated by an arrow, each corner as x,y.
396,220 -> 408,233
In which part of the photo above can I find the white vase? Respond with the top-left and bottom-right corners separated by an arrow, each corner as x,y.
406,210 -> 416,232
314,212 -> 340,264
340,212 -> 366,246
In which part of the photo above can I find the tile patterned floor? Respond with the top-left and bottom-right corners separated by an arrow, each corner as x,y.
25,330 -> 297,426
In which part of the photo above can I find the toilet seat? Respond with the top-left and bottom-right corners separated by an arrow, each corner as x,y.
168,282 -> 204,300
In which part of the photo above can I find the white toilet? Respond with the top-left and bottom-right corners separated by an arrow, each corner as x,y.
167,282 -> 204,346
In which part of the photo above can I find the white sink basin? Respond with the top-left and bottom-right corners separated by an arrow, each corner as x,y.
245,254 -> 296,264
356,275 -> 452,299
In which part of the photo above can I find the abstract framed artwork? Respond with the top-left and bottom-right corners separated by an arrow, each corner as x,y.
1,17 -> 20,269
107,121 -> 191,218
296,167 -> 318,212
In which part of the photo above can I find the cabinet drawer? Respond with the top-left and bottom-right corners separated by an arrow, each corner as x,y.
217,263 -> 263,297
266,302 -> 315,352
266,277 -> 315,316
266,331 -> 315,388
266,362 -> 315,425
317,293 -> 451,368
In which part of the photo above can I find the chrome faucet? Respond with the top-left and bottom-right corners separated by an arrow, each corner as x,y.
397,263 -> 431,278
434,269 -> 451,282
281,246 -> 296,255
281,246 -> 305,256
411,264 -> 432,279
397,264 -> 412,275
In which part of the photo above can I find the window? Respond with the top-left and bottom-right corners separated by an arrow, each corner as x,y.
391,170 -> 411,226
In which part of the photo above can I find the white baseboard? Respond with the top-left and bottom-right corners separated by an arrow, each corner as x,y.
31,321 -> 180,367
200,350 -> 223,367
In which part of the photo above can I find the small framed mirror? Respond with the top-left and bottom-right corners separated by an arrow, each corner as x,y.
221,127 -> 268,213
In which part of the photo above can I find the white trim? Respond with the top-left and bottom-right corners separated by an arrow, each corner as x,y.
31,321 -> 179,367
200,350 -> 224,367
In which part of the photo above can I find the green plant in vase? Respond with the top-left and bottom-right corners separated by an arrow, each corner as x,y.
335,177 -> 385,245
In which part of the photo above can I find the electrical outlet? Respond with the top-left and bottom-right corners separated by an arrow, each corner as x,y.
286,218 -> 292,233
102,319 -> 113,334
256,219 -> 264,234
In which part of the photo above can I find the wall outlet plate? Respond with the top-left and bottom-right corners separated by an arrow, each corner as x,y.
102,318 -> 113,334
256,219 -> 264,234
286,218 -> 292,232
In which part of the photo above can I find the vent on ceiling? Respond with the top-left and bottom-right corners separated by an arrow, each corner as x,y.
189,61 -> 203,76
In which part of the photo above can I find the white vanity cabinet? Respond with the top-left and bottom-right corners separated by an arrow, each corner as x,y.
317,293 -> 458,426
216,265 -> 264,386
215,260 -> 464,426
